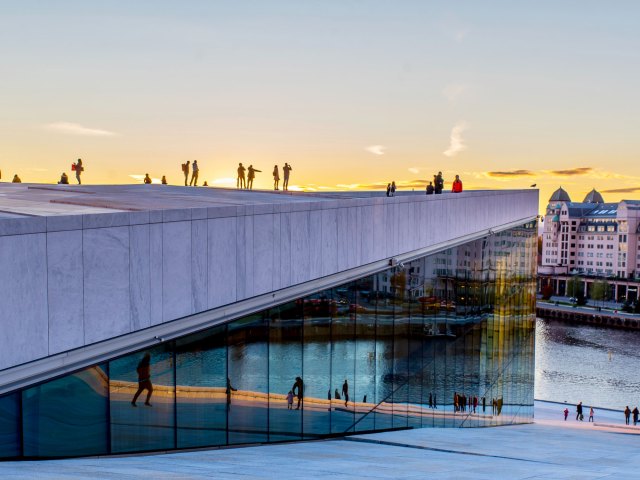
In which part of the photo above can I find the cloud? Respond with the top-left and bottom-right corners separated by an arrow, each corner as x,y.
408,167 -> 420,174
365,145 -> 385,156
486,170 -> 535,178
443,83 -> 469,103
601,187 -> 640,194
211,177 -> 235,185
45,122 -> 117,136
548,167 -> 592,176
443,121 -> 468,157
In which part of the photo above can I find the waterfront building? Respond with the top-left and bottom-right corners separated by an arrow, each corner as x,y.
539,187 -> 640,301
0,184 -> 537,459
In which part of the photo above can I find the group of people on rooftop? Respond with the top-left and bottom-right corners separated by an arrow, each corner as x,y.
236,162 -> 293,191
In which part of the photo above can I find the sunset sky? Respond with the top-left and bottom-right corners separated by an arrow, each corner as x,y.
1,1 -> 639,211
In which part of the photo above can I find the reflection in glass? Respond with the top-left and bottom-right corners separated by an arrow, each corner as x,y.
227,314 -> 269,444
176,325 -> 227,448
3,222 -> 537,459
0,393 -> 21,458
110,345 -> 175,453
22,365 -> 108,457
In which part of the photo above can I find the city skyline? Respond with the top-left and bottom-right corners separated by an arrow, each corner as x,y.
1,1 -> 639,211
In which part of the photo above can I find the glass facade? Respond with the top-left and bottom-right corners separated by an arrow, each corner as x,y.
0,223 -> 537,459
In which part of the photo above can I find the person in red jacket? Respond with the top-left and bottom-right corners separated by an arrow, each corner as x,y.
452,175 -> 463,193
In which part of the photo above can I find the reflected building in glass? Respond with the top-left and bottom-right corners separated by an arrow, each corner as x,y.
0,222 -> 536,459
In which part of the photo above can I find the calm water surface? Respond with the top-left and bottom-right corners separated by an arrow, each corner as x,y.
535,318 -> 640,411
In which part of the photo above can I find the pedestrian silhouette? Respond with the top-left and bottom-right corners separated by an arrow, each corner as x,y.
73,159 -> 83,184
273,165 -> 280,190
237,163 -> 246,189
190,160 -> 199,186
182,161 -> 190,186
452,174 -> 463,193
435,172 -> 444,194
625,406 -> 631,425
143,173 -> 152,184
131,353 -> 153,407
283,163 -> 292,190
226,377 -> 237,411
426,182 -> 434,195
292,376 -> 304,410
386,183 -> 391,197
12,174 -> 21,183
342,379 -> 349,407
390,181 -> 396,197
58,173 -> 69,184
161,175 -> 167,185
247,165 -> 261,190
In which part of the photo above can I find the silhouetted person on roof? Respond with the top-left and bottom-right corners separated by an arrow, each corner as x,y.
143,173 -> 152,184
390,181 -> 396,197
435,172 -> 444,194
58,173 -> 69,184
386,183 -> 391,197
283,163 -> 292,190
247,165 -> 261,189
131,353 -> 153,407
190,160 -> 199,186
452,174 -> 463,193
273,165 -> 280,190
74,159 -> 83,184
161,175 -> 167,185
182,161 -> 190,186
426,182 -> 434,194
237,163 -> 246,189
12,174 -> 21,183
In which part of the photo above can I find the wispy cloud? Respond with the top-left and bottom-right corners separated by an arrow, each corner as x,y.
365,145 -> 385,156
486,170 -> 535,178
211,177 -> 235,185
601,187 -> 640,194
408,167 -> 420,174
548,167 -> 592,176
443,121 -> 468,157
45,122 -> 117,136
443,83 -> 469,104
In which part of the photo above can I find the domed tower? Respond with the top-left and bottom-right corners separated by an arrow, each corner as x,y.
582,188 -> 604,204
542,187 -> 572,269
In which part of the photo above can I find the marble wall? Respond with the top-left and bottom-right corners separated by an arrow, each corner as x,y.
0,190 -> 537,371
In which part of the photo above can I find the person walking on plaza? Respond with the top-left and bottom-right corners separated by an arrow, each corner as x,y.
273,165 -> 280,190
74,158 -> 83,184
131,353 -> 153,407
633,407 -> 639,426
237,163 -> 246,189
625,406 -> 631,425
576,401 -> 583,421
452,174 -> 463,193
589,407 -> 594,422
563,407 -> 569,421
143,173 -> 152,184
182,161 -> 190,186
247,165 -> 261,190
283,163 -> 292,191
190,160 -> 199,186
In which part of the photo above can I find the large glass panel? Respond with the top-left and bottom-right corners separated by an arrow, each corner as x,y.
22,364 -> 108,457
268,301 -> 303,442
330,282 -> 356,434
373,271 -> 394,431
353,276 -> 377,432
175,325 -> 227,449
110,344 -> 175,453
227,313 -> 269,444
0,393 -> 21,458
302,292 -> 332,438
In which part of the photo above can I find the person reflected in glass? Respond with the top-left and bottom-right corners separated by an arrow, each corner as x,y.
633,406 -> 639,426
342,379 -> 349,407
292,376 -> 304,410
287,390 -> 294,410
226,377 -> 237,411
131,353 -> 153,407
482,396 -> 486,413
433,393 -> 437,409
428,393 -> 433,409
